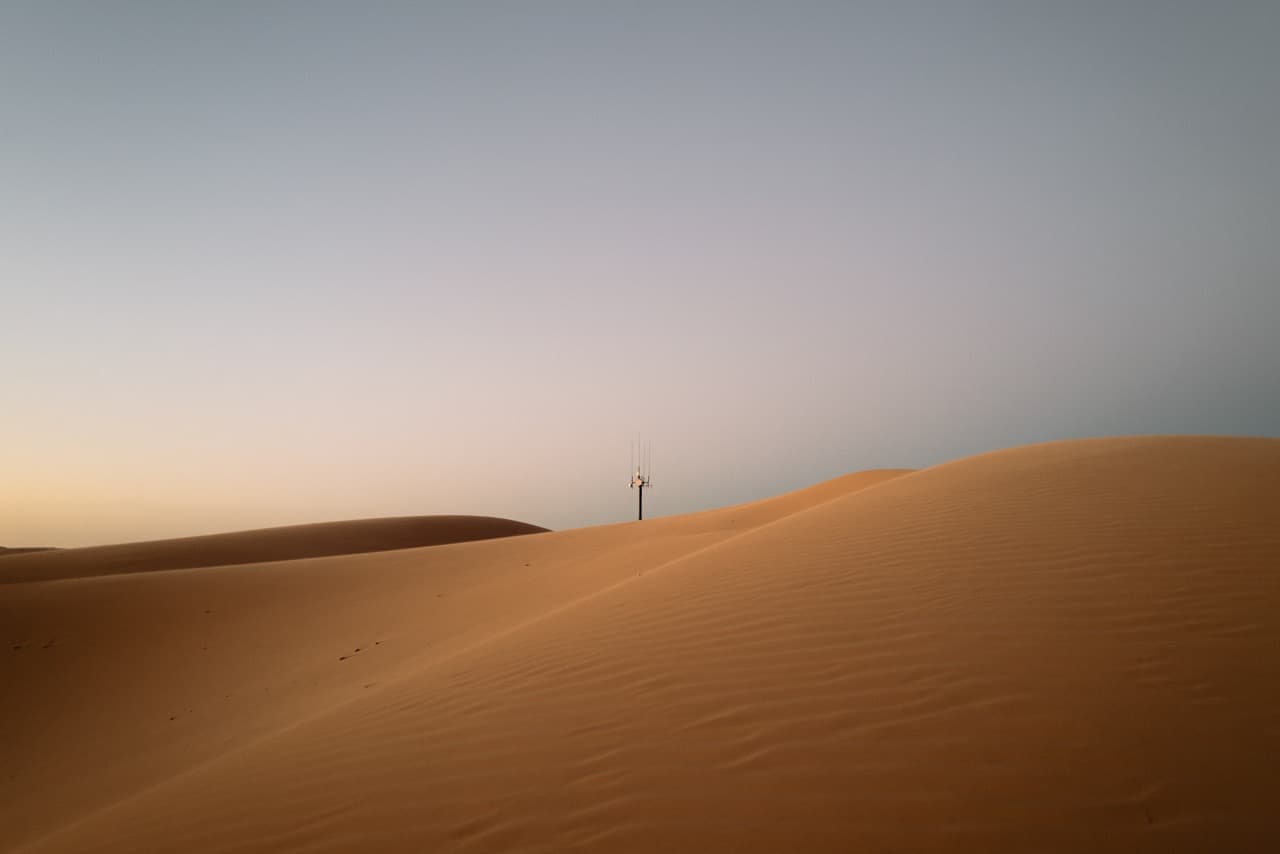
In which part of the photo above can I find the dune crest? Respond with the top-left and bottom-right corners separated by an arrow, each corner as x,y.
0,515 -> 548,584
5,437 -> 1280,852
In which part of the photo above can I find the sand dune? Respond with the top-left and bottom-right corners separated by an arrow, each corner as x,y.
4,438 -> 1279,852
0,468 -> 904,851
0,547 -> 57,558
0,515 -> 547,584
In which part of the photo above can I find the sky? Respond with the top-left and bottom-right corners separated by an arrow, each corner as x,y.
3,1 -> 1279,546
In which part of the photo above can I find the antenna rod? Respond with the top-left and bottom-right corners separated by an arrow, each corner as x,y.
629,434 -> 652,522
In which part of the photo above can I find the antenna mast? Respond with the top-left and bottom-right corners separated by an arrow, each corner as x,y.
629,436 -> 652,521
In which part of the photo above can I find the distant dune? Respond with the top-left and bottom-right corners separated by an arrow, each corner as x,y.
0,515 -> 548,584
3,437 -> 1279,852
0,547 -> 57,558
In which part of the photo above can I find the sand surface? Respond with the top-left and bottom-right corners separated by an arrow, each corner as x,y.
0,515 -> 547,584
3,437 -> 1279,852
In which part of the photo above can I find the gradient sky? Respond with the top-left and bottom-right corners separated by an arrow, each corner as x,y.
4,1 -> 1279,546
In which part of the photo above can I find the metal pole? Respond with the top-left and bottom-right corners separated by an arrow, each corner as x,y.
638,484 -> 644,521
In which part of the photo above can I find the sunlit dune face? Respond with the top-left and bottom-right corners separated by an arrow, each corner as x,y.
4,437 -> 1279,852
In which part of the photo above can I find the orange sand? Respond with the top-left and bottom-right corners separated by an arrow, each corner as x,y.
0,515 -> 546,584
3,437 -> 1278,852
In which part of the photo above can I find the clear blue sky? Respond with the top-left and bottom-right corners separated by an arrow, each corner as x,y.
4,2 -> 1279,545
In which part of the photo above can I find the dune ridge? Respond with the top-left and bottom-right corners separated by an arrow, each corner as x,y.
0,468 -> 907,851
5,437 -> 1280,852
0,515 -> 548,584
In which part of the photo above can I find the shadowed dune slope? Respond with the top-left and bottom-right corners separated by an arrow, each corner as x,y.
0,547 -> 57,558
0,515 -> 548,584
7,437 -> 1280,852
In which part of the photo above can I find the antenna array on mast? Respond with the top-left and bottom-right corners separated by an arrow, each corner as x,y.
629,436 -> 653,521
